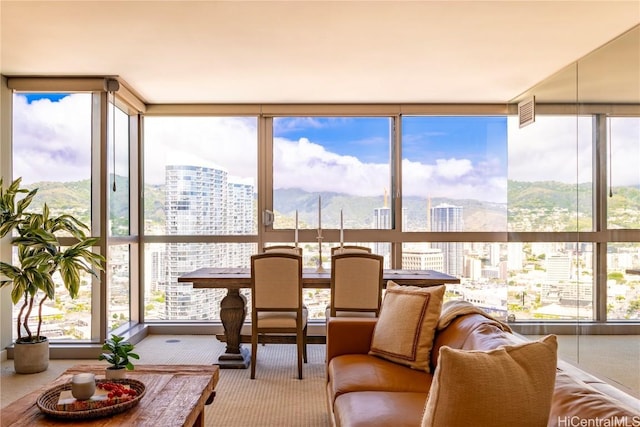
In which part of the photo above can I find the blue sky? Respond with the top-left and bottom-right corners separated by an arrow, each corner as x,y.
274,116 -> 508,167
274,117 -> 390,162
23,93 -> 69,103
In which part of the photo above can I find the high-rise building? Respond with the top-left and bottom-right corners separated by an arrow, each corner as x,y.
160,165 -> 255,320
431,203 -> 464,277
373,189 -> 392,261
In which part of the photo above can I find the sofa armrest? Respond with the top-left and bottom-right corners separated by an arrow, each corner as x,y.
326,317 -> 377,365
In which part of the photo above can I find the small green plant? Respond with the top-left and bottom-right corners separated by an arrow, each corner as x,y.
98,334 -> 140,370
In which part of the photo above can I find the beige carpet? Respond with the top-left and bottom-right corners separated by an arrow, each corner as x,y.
3,334 -> 638,425
1,335 -> 331,427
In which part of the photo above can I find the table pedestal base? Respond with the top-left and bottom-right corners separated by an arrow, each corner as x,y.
218,288 -> 251,369
217,346 -> 251,369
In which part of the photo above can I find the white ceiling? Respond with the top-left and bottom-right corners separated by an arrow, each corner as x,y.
1,1 -> 639,104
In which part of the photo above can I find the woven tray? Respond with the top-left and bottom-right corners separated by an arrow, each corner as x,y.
36,378 -> 146,420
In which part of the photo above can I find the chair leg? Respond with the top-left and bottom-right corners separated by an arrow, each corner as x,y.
251,328 -> 257,379
297,329 -> 303,380
303,324 -> 308,363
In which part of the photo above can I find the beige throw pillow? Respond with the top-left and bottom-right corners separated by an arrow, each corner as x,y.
369,281 -> 445,372
421,334 -> 558,427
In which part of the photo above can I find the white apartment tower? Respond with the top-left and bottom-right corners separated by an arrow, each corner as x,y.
430,203 -> 464,277
162,165 -> 254,320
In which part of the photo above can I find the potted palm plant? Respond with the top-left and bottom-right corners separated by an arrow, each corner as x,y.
98,334 -> 139,379
0,177 -> 105,373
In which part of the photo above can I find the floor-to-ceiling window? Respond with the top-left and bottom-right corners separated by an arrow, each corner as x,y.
269,115 -> 393,318
606,116 -> 640,321
506,115 -> 595,322
400,115 -> 508,317
142,116 -> 258,322
11,91 -> 96,341
107,99 -> 133,331
4,79 -> 143,345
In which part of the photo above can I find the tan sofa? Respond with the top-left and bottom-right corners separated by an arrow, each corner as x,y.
326,308 -> 640,427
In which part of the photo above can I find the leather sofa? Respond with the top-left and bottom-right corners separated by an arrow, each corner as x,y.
326,307 -> 640,427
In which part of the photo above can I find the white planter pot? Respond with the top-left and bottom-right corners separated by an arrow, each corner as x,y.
13,338 -> 49,374
105,367 -> 127,380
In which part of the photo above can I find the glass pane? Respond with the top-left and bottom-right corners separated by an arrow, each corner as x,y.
11,247 -> 93,341
608,117 -> 640,229
143,117 -> 258,235
108,244 -> 131,330
507,242 -> 594,321
144,243 -> 257,321
401,116 -> 507,232
507,115 -> 593,232
109,102 -> 130,236
272,117 -> 392,234
12,93 -> 93,227
402,241 -> 508,320
272,115 -> 392,316
305,288 -> 330,321
609,243 -> 640,320
12,93 -> 94,341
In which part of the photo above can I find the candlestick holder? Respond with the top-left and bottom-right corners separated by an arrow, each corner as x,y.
316,231 -> 325,272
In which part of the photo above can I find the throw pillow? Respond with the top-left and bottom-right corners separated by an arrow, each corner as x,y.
421,334 -> 558,427
369,281 -> 445,372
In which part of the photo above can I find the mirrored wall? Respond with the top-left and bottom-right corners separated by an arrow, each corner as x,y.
509,25 -> 640,395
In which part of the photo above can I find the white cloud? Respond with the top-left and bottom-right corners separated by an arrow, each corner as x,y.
401,157 -> 505,202
14,95 -> 638,204
275,137 -> 507,202
434,158 -> 473,179
13,94 -> 93,184
144,116 -> 258,185
507,115 -> 593,183
609,118 -> 640,187
12,96 -> 507,202
274,137 -> 390,196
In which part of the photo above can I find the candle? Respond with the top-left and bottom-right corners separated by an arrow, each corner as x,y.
318,195 -> 322,231
71,373 -> 96,400
340,209 -> 344,246
294,210 -> 299,246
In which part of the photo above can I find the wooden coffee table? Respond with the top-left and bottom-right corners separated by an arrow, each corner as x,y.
1,364 -> 219,427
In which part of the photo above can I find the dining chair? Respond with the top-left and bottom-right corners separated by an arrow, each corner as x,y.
263,245 -> 303,255
331,245 -> 372,255
260,246 -> 303,350
328,252 -> 384,318
250,252 -> 307,379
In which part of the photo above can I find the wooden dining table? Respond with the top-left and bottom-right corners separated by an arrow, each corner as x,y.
178,267 -> 459,368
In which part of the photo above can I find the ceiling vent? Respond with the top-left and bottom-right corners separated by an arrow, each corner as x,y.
518,96 -> 535,128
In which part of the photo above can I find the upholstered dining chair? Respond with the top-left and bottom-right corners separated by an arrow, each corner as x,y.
328,252 -> 384,318
331,245 -> 372,255
263,245 -> 303,255
250,252 -> 307,379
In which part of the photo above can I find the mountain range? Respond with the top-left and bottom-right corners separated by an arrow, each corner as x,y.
19,178 -> 640,231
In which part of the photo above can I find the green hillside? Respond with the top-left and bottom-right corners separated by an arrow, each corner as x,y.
19,178 -> 640,231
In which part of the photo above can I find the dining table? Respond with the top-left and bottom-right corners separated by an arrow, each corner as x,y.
178,267 -> 460,368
